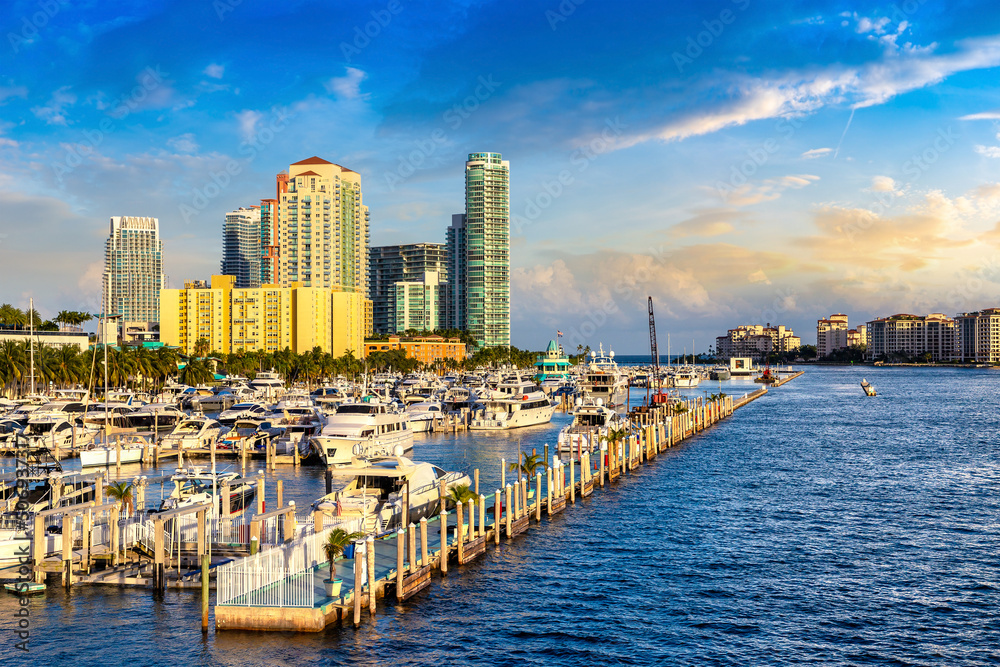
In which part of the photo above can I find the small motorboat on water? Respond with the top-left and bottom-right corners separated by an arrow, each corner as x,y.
860,378 -> 876,396
4,581 -> 45,595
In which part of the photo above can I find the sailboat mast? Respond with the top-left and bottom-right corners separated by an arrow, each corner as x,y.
29,297 -> 35,395
103,312 -> 109,443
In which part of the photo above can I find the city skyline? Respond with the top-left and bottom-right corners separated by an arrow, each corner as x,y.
2,1 -> 1000,352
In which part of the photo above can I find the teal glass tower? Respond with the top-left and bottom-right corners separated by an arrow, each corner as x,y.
463,152 -> 510,348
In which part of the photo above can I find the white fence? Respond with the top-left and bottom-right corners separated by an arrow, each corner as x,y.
216,515 -> 363,608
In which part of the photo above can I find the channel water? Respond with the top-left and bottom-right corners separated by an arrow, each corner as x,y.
1,366 -> 999,664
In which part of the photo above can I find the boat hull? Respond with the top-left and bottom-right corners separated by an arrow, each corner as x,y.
469,404 -> 557,431
80,446 -> 145,468
313,431 -> 415,467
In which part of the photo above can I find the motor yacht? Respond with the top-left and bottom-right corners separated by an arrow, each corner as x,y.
312,455 -> 471,534
470,378 -> 556,430
151,467 -> 255,516
217,402 -> 269,426
557,398 -> 628,456
160,416 -> 224,450
311,398 -> 413,467
405,400 -> 444,433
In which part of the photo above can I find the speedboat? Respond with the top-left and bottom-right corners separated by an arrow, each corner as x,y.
557,398 -> 628,455
470,378 -> 555,430
22,417 -> 93,451
218,420 -> 280,454
160,416 -> 224,450
311,398 -> 413,467
312,455 -> 471,534
405,400 -> 444,433
190,390 -> 238,413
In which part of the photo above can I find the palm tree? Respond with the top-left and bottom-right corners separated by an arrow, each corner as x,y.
105,481 -> 134,515
323,528 -> 364,583
447,484 -> 479,509
508,452 -> 545,479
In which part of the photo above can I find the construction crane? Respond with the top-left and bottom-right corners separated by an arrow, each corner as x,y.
648,297 -> 670,405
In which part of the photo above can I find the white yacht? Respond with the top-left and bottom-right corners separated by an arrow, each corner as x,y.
23,417 -> 93,450
218,402 -> 269,425
578,345 -> 630,407
557,398 -> 628,455
160,416 -> 224,450
670,367 -> 701,388
470,378 -> 556,430
79,439 -> 146,467
405,400 -> 444,433
311,399 -> 413,467
312,455 -> 471,534
248,371 -> 285,399
127,403 -> 187,429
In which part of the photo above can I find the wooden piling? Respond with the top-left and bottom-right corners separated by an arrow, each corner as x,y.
256,475 -> 265,515
474,469 -> 479,496
504,485 -> 513,539
439,510 -> 448,574
276,480 -> 283,509
570,459 -> 576,503
198,508 -> 209,631
367,536 -> 376,616
456,502 -> 464,564
420,518 -> 429,568
478,494 -> 485,538
535,473 -> 542,521
408,523 -> 417,569
494,492 -> 501,544
395,528 -> 405,600
353,542 -> 363,626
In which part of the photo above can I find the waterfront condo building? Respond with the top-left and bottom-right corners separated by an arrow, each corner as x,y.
816,314 -> 867,357
276,157 -> 369,294
716,324 -> 801,360
864,313 -> 957,362
102,215 -> 165,326
160,275 -> 364,356
369,243 -> 448,334
462,152 -> 510,348
221,206 -> 263,288
955,308 -> 1000,363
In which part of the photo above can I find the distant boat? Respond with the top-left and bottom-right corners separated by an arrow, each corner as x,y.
860,378 -> 876,397
4,582 -> 45,595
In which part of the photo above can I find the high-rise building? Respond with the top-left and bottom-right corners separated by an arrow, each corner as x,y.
159,275 -> 364,356
816,314 -> 849,357
368,243 -> 447,334
260,198 -> 278,285
391,271 -> 446,333
463,152 -> 509,348
276,157 -> 369,294
715,324 -> 800,360
445,213 -> 467,331
864,313 -> 957,361
221,206 -> 262,288
102,215 -> 165,325
955,308 -> 1000,363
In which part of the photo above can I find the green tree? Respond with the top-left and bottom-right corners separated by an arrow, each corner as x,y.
105,481 -> 134,515
323,528 -> 364,583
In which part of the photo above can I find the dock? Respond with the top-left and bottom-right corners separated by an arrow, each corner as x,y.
213,374 -> 803,633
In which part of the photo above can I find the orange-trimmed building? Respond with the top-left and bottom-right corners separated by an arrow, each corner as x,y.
364,335 -> 467,365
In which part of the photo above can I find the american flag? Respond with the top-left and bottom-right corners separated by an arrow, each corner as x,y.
556,330 -> 563,336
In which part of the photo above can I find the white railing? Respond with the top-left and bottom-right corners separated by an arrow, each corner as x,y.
216,515 -> 363,608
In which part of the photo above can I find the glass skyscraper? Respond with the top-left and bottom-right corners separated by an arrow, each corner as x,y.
463,152 -> 510,348
103,215 -> 166,324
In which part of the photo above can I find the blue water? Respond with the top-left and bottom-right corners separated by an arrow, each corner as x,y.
2,366 -> 1000,665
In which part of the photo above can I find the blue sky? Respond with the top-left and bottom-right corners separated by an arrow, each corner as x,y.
2,0 -> 1000,353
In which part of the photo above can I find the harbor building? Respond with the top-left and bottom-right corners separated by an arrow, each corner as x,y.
363,335 -> 467,366
221,206 -> 263,288
955,308 -> 1000,363
102,215 -> 165,328
368,243 -> 448,334
716,324 -> 800,360
276,157 -> 369,295
160,275 -> 364,356
460,153 -> 510,349
864,313 -> 957,362
0,330 -> 89,352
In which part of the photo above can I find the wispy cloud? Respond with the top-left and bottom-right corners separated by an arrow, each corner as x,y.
324,67 -> 368,101
31,86 -> 77,125
801,147 -> 833,159
203,64 -> 225,79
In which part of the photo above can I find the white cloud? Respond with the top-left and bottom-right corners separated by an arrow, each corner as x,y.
856,16 -> 890,35
747,269 -> 771,284
975,145 -> 1000,158
203,63 -> 225,79
621,36 -> 1000,149
0,85 -> 28,104
324,67 -> 368,101
166,133 -> 199,153
720,174 -> 819,207
234,109 -> 262,138
801,147 -> 833,159
870,175 -> 898,193
960,111 -> 1000,120
31,86 -> 77,125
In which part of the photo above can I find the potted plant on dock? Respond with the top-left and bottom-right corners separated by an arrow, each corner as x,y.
447,484 -> 479,510
105,481 -> 134,517
323,528 -> 363,598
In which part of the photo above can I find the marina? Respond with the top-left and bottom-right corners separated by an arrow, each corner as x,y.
1,367 -> 999,663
